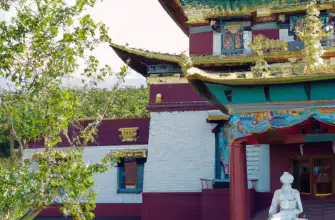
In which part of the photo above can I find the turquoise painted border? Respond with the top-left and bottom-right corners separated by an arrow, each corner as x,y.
117,163 -> 144,194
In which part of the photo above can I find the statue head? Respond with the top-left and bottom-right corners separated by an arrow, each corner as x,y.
280,172 -> 294,184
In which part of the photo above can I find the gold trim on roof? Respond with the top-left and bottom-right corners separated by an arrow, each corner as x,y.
183,3 -> 335,23
207,115 -> 230,121
110,43 -> 180,63
111,43 -> 335,68
186,72 -> 335,86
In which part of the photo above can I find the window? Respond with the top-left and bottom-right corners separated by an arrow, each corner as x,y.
292,156 -> 333,196
118,160 -> 144,194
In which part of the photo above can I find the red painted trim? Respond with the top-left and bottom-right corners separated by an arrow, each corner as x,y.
143,192 -> 202,197
190,23 -> 210,27
38,203 -> 142,217
252,29 -> 280,40
229,138 -> 252,220
146,102 -> 217,112
95,203 -> 141,217
190,32 -> 213,55
201,189 -> 230,220
142,192 -> 202,220
149,83 -> 208,104
29,118 -> 150,148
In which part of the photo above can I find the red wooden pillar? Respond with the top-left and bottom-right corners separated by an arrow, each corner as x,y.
229,140 -> 249,220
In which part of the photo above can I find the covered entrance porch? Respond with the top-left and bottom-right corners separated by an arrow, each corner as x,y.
229,114 -> 335,219
186,66 -> 335,220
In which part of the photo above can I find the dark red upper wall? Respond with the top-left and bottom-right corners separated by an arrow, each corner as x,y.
252,29 -> 279,40
29,118 -> 150,148
149,83 -> 207,103
190,32 -> 213,55
147,83 -> 217,112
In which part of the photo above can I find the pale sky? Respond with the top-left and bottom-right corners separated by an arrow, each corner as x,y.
0,0 -> 188,89
90,0 -> 188,87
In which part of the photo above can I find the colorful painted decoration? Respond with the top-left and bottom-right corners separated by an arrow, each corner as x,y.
228,107 -> 335,141
290,15 -> 304,35
218,127 -> 229,177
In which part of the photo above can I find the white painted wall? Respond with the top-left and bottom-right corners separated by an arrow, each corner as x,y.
243,31 -> 252,54
246,144 -> 270,192
144,111 -> 218,192
213,32 -> 222,56
23,145 -> 148,203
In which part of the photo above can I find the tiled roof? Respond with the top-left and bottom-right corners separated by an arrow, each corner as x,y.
177,1 -> 334,23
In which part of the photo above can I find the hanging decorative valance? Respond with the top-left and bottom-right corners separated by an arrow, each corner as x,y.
108,149 -> 148,166
228,107 -> 335,141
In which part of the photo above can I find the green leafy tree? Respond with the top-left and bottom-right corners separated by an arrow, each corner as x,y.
250,35 -> 270,78
296,4 -> 330,74
78,86 -> 149,120
0,0 -> 128,219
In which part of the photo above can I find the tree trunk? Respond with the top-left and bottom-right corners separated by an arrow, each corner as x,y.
9,126 -> 15,156
19,208 -> 43,220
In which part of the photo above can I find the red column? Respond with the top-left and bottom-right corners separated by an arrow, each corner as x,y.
229,140 -> 249,220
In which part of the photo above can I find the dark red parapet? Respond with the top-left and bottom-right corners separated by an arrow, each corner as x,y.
28,118 -> 150,148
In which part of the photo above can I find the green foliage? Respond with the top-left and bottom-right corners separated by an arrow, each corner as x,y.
0,149 -> 115,220
296,4 -> 332,74
0,0 -> 131,219
250,35 -> 270,78
250,35 -> 288,78
78,86 -> 149,120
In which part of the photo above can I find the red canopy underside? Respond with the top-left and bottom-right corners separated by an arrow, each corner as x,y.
249,118 -> 335,144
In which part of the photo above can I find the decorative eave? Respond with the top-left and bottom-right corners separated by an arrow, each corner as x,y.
186,68 -> 335,114
192,48 -> 335,67
187,71 -> 335,86
111,43 -> 335,75
158,0 -> 189,36
110,43 -> 181,77
180,2 -> 335,24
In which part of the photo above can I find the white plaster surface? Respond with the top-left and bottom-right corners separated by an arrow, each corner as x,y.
243,31 -> 252,54
23,145 -> 148,203
213,32 -> 222,56
144,111 -> 218,192
246,144 -> 270,192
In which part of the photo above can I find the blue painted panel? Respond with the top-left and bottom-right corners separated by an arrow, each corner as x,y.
221,49 -> 244,55
118,166 -> 125,189
216,126 -> 229,181
206,83 -> 266,104
306,134 -> 335,143
215,132 -> 221,179
288,41 -> 304,50
251,22 -> 279,30
206,83 -> 232,105
311,82 -> 335,100
147,64 -> 181,74
117,188 -> 142,194
207,81 -> 335,105
270,84 -> 307,102
189,25 -> 212,34
136,163 -> 144,190
233,86 -> 266,104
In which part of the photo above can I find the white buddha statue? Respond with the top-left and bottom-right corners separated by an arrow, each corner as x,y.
269,172 -> 306,220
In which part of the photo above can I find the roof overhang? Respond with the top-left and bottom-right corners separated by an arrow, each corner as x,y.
158,0 -> 189,36
187,71 -> 335,114
110,43 -> 181,77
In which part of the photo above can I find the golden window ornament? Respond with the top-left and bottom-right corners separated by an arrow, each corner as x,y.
118,127 -> 139,142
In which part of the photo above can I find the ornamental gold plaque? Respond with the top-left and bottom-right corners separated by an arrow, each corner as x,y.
118,127 -> 139,142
